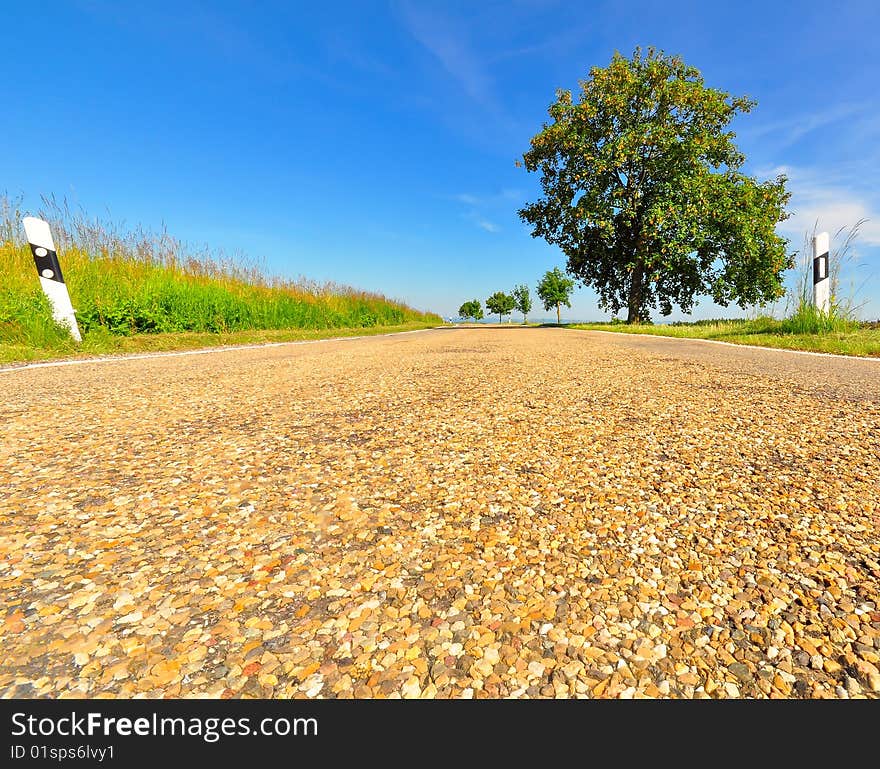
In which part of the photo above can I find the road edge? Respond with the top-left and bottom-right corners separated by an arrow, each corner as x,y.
0,327 -> 443,374
574,327 -> 880,362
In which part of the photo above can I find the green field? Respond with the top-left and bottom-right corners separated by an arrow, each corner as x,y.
568,317 -> 880,357
0,196 -> 441,363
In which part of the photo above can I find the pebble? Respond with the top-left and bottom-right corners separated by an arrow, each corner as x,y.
401,677 -> 421,699
528,661 -> 546,678
1,328 -> 877,700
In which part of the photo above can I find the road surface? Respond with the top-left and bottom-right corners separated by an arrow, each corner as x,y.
1,327 -> 878,698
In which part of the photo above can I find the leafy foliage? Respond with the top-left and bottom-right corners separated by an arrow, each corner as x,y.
536,267 -> 575,324
457,299 -> 484,321
512,284 -> 533,323
519,47 -> 792,323
485,291 -> 516,323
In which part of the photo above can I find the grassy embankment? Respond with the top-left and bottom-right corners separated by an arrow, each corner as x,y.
568,222 -> 879,357
0,196 -> 442,364
568,313 -> 880,357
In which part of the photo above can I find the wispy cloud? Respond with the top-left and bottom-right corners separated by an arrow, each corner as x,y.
393,2 -> 567,149
450,188 -> 526,234
397,1 -> 497,109
324,31 -> 397,78
485,21 -> 594,64
473,217 -> 500,233
451,189 -> 524,207
765,164 -> 880,247
742,103 -> 865,150
460,205 -> 500,234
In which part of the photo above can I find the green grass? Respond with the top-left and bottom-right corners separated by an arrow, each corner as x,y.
0,195 -> 442,363
567,221 -> 880,357
568,312 -> 880,357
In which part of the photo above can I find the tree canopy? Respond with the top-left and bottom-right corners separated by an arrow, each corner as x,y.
458,299 -> 484,322
512,284 -> 533,323
486,291 -> 516,323
537,267 -> 575,325
518,47 -> 792,323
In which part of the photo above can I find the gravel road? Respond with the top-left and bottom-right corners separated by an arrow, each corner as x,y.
1,327 -> 878,698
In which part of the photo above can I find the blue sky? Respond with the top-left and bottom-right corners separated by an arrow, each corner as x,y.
3,0 -> 879,321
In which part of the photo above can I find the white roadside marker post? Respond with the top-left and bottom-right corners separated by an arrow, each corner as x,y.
812,231 -> 830,315
22,216 -> 82,342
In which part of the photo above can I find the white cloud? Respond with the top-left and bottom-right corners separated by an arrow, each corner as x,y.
768,165 -> 880,247
476,218 -> 499,233
785,201 -> 879,245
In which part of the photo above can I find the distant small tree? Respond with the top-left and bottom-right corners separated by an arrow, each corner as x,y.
537,267 -> 575,325
486,291 -> 516,324
513,284 -> 533,323
458,299 -> 484,322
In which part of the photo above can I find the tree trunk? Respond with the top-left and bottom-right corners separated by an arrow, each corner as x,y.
627,260 -> 645,324
556,303 -> 561,325
627,228 -> 648,324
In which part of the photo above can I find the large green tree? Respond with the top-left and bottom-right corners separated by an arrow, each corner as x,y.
537,267 -> 575,325
458,299 -> 484,322
485,291 -> 516,323
513,284 -> 533,323
518,47 -> 792,323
